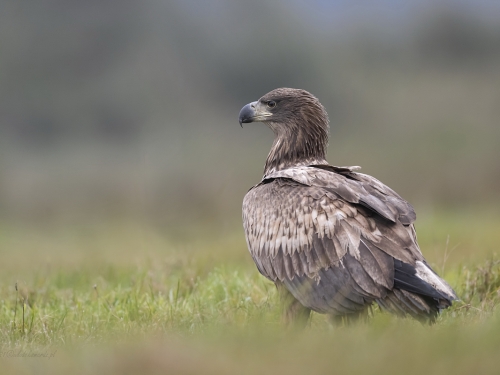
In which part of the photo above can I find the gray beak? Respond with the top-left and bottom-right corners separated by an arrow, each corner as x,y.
238,101 -> 257,127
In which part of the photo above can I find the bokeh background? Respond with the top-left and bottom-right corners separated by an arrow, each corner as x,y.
2,1 -> 500,374
2,0 -> 499,232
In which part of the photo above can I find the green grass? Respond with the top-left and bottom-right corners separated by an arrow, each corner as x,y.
0,210 -> 499,374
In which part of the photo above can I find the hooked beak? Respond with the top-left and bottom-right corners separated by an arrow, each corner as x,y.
238,101 -> 272,127
238,101 -> 257,127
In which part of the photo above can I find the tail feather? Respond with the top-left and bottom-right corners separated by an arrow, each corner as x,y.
377,259 -> 457,322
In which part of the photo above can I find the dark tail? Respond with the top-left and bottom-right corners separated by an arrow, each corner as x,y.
377,259 -> 457,322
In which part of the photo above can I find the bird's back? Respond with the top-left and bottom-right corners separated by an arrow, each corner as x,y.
243,165 -> 457,321
239,88 -> 456,323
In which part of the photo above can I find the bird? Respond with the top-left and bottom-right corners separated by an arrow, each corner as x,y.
239,88 -> 457,325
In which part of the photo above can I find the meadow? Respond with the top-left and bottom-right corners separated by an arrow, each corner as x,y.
2,1 -> 500,374
0,208 -> 499,374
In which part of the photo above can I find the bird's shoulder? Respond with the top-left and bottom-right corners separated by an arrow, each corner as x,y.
242,165 -> 423,283
245,164 -> 416,226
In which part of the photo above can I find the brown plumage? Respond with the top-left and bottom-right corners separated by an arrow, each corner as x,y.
239,88 -> 457,325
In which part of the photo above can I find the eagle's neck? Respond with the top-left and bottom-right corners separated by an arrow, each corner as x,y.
264,120 -> 328,176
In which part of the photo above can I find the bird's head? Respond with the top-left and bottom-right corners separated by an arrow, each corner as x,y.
239,88 -> 329,133
239,88 -> 330,174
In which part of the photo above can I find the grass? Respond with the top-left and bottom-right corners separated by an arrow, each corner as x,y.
0,209 -> 499,374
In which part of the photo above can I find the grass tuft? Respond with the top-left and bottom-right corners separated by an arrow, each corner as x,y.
0,212 -> 499,374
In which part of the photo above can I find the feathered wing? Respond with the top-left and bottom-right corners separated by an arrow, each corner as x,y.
242,166 -> 457,320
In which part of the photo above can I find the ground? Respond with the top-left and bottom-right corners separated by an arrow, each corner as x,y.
0,209 -> 499,374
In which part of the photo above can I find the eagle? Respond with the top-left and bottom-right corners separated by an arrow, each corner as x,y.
239,88 -> 457,325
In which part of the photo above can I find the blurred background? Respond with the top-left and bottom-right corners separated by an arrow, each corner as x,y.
2,4 -> 500,372
1,0 -> 499,232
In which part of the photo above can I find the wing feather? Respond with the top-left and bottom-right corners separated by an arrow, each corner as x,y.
243,165 -> 455,317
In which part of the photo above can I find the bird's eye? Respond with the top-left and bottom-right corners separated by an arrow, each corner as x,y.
267,100 -> 276,108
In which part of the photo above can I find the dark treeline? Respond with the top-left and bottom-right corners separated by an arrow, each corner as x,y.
1,1 -> 499,226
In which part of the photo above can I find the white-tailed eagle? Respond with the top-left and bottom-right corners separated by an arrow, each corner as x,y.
239,88 -> 457,325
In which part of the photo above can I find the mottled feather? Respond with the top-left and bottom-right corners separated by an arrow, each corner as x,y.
240,88 -> 457,323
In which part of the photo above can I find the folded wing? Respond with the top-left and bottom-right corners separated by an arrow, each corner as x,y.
242,166 -> 457,320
